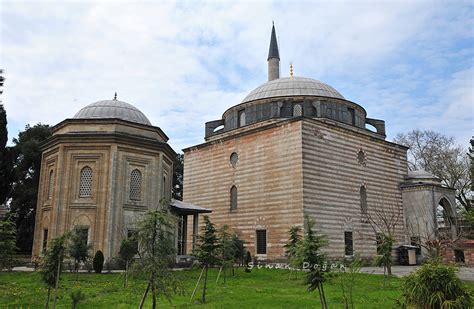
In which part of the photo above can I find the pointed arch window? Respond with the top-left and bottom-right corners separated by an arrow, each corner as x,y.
129,169 -> 142,201
47,170 -> 54,200
79,166 -> 93,198
360,185 -> 367,217
293,104 -> 303,117
230,186 -> 237,211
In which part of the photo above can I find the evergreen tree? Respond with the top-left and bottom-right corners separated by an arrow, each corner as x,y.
9,124 -> 52,252
119,238 -> 138,288
92,250 -> 104,274
40,234 -> 68,309
0,103 -> 12,205
68,228 -> 91,277
193,216 -> 220,303
231,233 -> 245,267
135,207 -> 181,309
284,225 -> 302,278
0,216 -> 17,270
217,225 -> 234,283
297,217 -> 328,308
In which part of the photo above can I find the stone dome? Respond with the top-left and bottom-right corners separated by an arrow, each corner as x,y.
73,99 -> 151,126
242,77 -> 345,103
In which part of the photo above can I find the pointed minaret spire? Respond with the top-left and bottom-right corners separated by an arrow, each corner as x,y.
113,92 -> 117,100
267,22 -> 280,81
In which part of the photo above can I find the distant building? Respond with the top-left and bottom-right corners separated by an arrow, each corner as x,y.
183,25 -> 458,261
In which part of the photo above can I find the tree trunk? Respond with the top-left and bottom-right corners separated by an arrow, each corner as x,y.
124,261 -> 128,288
151,271 -> 157,309
387,264 -> 392,276
44,286 -> 51,309
320,283 -> 328,309
202,265 -> 208,303
139,280 -> 150,309
223,265 -> 227,284
52,251 -> 62,309
317,285 -> 324,308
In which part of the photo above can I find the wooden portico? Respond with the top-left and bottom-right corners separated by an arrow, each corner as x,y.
170,199 -> 211,256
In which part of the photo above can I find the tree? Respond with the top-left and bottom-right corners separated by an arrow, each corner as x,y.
68,228 -> 91,277
394,129 -> 471,210
400,259 -> 471,308
172,153 -> 183,200
9,124 -> 52,252
284,225 -> 302,279
70,290 -> 86,309
0,102 -> 13,207
119,238 -> 138,288
40,234 -> 68,309
93,250 -> 104,274
192,215 -> 220,303
338,255 -> 361,309
231,233 -> 245,268
135,207 -> 181,309
297,216 -> 328,309
0,216 -> 17,270
216,225 -> 234,284
363,196 -> 402,278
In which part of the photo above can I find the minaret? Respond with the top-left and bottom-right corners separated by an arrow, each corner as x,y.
267,22 -> 280,81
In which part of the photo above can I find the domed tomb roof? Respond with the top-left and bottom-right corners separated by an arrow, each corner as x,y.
242,77 -> 345,103
405,169 -> 441,185
73,99 -> 151,126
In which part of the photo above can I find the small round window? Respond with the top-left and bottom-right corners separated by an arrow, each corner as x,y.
230,152 -> 238,167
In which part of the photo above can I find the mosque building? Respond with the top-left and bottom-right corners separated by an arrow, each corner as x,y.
32,25 -> 457,263
182,24 -> 457,261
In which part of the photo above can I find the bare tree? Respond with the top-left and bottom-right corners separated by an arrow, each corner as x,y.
362,196 -> 403,277
394,130 -> 471,211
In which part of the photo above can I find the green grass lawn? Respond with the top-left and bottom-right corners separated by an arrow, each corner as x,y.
0,268 -> 473,308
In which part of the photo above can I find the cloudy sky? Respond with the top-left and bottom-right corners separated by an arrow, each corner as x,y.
1,1 -> 472,152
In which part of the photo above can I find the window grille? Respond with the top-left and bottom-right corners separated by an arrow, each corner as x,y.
42,229 -> 48,252
47,170 -> 54,200
79,166 -> 93,198
293,104 -> 303,116
345,231 -> 353,256
129,169 -> 142,201
256,230 -> 267,254
360,186 -> 367,216
230,186 -> 237,210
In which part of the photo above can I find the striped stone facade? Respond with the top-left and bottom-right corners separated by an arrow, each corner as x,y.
183,117 -> 409,261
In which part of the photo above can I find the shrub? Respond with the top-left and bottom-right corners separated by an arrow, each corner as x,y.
400,259 -> 471,308
93,250 -> 104,274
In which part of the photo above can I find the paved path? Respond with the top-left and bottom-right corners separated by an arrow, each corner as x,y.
11,265 -> 474,281
360,266 -> 474,281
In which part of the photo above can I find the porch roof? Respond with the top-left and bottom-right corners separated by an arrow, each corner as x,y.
170,199 -> 212,215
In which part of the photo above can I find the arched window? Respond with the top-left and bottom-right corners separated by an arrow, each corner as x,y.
79,166 -> 93,198
162,175 -> 167,197
47,170 -> 54,200
129,169 -> 142,201
238,110 -> 246,127
360,186 -> 367,217
293,104 -> 303,117
230,186 -> 237,211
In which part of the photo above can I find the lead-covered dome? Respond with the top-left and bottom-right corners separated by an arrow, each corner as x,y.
242,77 -> 345,103
73,100 -> 151,126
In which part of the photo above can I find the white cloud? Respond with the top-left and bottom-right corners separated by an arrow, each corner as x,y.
1,1 -> 472,151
